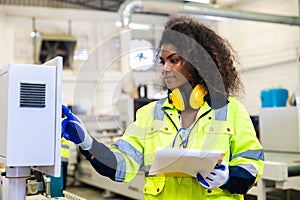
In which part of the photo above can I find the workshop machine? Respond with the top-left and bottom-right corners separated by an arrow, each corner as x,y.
0,57 -> 63,199
248,107 -> 300,200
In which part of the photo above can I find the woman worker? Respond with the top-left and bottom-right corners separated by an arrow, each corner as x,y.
62,16 -> 264,200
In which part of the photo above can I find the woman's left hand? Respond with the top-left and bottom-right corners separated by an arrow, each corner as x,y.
197,161 -> 229,189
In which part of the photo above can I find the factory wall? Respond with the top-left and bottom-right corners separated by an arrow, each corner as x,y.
0,6 -> 115,114
0,1 -> 299,116
0,5 -> 166,115
217,0 -> 299,115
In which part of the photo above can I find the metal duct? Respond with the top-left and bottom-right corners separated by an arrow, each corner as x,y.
118,0 -> 300,26
117,0 -> 300,96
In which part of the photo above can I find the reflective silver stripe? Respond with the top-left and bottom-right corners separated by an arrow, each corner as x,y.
144,165 -> 151,172
113,152 -> 126,181
214,104 -> 228,121
61,144 -> 69,149
232,149 -> 264,161
238,163 -> 258,177
61,157 -> 68,162
154,99 -> 166,120
112,139 -> 143,165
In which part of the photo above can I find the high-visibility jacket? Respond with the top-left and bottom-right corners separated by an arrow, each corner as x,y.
61,137 -> 70,162
110,96 -> 264,200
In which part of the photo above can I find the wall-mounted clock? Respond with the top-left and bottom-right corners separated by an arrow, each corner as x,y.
129,39 -> 154,71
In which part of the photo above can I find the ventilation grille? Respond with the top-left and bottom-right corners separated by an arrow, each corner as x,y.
20,82 -> 46,108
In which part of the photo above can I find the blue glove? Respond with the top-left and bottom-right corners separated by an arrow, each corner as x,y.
61,105 -> 93,150
197,161 -> 229,190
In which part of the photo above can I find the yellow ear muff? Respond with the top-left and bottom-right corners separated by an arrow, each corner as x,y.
169,88 -> 185,111
190,84 -> 206,109
170,84 -> 207,111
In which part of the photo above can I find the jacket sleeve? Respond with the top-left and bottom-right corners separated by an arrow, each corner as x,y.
221,97 -> 264,194
79,102 -> 154,183
79,138 -> 117,181
109,103 -> 155,182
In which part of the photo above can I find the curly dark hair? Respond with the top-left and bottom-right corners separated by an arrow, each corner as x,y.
159,16 -> 244,98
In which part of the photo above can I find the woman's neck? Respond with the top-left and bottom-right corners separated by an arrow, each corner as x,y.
178,83 -> 193,97
180,108 -> 198,128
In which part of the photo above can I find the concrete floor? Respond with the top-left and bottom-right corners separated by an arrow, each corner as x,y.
64,177 -> 135,200
65,185 -> 136,200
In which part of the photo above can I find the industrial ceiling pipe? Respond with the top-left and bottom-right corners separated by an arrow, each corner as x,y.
118,0 -> 300,96
118,0 -> 300,26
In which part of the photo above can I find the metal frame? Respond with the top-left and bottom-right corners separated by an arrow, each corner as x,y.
248,153 -> 300,200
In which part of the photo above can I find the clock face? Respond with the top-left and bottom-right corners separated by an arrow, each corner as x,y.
129,39 -> 154,71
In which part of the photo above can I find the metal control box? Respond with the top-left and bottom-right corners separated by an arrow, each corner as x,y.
0,57 -> 62,177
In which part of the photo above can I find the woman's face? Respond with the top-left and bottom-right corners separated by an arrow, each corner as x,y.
159,44 -> 191,90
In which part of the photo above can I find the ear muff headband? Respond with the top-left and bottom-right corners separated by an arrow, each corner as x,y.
170,84 -> 206,111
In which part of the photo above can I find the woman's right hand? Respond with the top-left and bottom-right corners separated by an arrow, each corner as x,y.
61,105 -> 93,150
